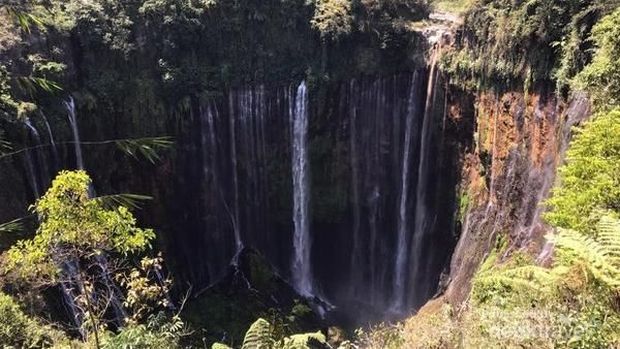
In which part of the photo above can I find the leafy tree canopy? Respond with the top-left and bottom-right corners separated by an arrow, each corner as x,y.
4,170 -> 155,282
574,8 -> 620,109
311,0 -> 353,40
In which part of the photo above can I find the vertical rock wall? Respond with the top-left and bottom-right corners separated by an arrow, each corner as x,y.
442,90 -> 591,306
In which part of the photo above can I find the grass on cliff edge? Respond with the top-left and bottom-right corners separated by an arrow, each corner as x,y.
432,0 -> 475,15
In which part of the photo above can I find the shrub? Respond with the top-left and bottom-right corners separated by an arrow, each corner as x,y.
0,292 -> 67,347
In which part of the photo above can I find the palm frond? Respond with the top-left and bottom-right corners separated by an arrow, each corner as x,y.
5,7 -> 44,33
115,137 -> 173,164
0,133 -> 11,155
93,194 -> 152,210
0,218 -> 24,234
16,76 -> 62,94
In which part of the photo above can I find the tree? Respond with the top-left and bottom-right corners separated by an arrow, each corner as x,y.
311,0 -> 353,41
2,170 -> 159,347
574,8 -> 620,109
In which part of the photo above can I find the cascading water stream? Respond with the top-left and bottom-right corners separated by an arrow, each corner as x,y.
290,81 -> 313,297
41,112 -> 59,169
23,118 -> 41,198
409,49 -> 441,307
348,80 -> 362,296
64,97 -> 84,171
177,74 -> 453,320
392,74 -> 418,310
228,94 -> 243,262
62,97 -> 126,327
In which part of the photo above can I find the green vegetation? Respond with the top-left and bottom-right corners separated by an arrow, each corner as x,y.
311,0 -> 353,40
5,170 -> 154,279
2,0 -> 620,348
440,0 -> 620,91
432,0 -> 474,14
361,1 -> 620,348
573,8 -> 620,109
545,109 -> 620,234
212,318 -> 328,349
0,171 -> 185,348
0,292 -> 69,347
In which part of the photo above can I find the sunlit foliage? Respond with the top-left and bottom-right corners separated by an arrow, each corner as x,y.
311,0 -> 353,40
545,109 -> 620,234
4,170 -> 155,281
574,8 -> 620,109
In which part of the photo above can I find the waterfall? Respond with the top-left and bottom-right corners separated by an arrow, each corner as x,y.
41,112 -> 59,169
59,261 -> 84,333
21,114 -> 86,329
95,254 -> 128,323
64,97 -> 84,170
348,80 -> 362,295
392,74 -> 418,310
181,74 -> 453,320
408,48 -> 444,308
61,97 -> 128,327
22,117 -> 53,198
228,93 -> 243,260
290,81 -> 313,297
23,119 -> 41,198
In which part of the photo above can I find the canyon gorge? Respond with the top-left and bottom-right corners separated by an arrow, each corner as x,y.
0,0 -> 618,347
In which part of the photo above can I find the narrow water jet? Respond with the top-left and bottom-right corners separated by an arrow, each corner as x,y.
409,49 -> 440,308
290,81 -> 313,297
392,73 -> 418,310
64,97 -> 84,171
23,118 -> 41,198
41,112 -> 59,169
228,93 -> 243,262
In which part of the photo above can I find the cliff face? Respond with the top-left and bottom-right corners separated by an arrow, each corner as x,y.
441,89 -> 590,307
0,5 -> 595,326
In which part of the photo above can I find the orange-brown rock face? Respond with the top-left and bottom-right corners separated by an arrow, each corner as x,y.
442,89 -> 590,306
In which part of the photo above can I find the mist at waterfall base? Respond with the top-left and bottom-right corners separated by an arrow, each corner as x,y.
16,69 -> 458,326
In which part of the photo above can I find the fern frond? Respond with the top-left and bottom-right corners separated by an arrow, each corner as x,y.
212,344 -> 233,349
596,216 -> 620,263
242,318 -> 274,349
549,218 -> 620,288
475,271 -> 552,294
279,331 -> 327,349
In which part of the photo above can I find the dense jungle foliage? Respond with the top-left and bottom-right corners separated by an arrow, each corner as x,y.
440,0 -> 620,92
1,0 -> 620,348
